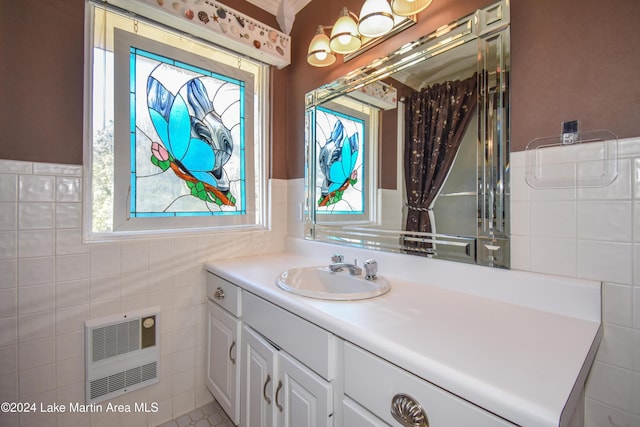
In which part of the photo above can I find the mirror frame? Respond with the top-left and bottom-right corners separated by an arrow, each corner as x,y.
304,0 -> 510,268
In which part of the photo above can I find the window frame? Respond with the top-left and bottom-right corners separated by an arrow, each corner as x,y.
310,98 -> 379,226
83,1 -> 270,241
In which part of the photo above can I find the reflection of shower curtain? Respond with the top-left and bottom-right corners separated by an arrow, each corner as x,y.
403,73 -> 477,252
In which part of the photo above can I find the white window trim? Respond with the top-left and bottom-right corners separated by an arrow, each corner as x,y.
83,1 -> 270,241
312,97 -> 379,226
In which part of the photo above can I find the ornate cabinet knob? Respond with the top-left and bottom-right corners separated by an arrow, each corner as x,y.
390,393 -> 429,427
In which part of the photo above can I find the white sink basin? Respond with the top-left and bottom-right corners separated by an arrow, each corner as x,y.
276,266 -> 390,301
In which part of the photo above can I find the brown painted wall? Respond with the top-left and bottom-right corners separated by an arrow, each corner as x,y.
0,0 -> 278,167
2,0 -> 639,182
511,0 -> 640,152
0,0 -> 85,164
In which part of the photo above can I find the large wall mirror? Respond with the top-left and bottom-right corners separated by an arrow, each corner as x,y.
304,0 -> 510,268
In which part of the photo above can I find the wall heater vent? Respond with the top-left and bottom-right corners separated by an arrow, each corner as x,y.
85,306 -> 160,404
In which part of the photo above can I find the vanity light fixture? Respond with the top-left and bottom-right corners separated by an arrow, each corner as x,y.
307,0 -> 427,67
390,0 -> 433,16
307,25 -> 337,66
330,8 -> 362,54
358,0 -> 394,37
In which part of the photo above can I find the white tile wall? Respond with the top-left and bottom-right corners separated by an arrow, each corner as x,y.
0,159 -> 288,427
511,136 -> 640,427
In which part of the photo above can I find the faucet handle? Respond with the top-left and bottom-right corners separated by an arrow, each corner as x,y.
364,259 -> 378,280
331,253 -> 344,263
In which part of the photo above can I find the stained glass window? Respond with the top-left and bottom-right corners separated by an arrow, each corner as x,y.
128,46 -> 246,217
314,106 -> 365,215
87,5 -> 266,237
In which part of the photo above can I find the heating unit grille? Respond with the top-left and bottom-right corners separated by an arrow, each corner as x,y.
85,306 -> 160,404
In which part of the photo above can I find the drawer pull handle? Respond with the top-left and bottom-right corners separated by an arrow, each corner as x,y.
263,374 -> 272,405
390,394 -> 429,427
214,287 -> 225,300
275,380 -> 283,412
229,341 -> 236,364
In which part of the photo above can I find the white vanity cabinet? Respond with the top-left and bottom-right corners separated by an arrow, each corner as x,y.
206,274 -> 243,425
204,248 -> 602,427
343,342 -> 516,427
241,292 -> 334,427
205,272 -> 516,427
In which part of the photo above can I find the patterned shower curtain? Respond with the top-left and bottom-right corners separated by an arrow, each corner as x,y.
403,72 -> 478,252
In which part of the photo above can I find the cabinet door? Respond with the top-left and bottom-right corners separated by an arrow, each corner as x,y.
206,301 -> 241,425
241,325 -> 278,427
277,351 -> 333,427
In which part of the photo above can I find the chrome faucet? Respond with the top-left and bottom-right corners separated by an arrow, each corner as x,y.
329,255 -> 362,275
363,259 -> 378,280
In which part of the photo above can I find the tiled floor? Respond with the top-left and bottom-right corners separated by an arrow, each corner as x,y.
158,401 -> 233,427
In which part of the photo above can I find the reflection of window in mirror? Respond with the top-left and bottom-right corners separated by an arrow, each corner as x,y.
314,98 -> 378,225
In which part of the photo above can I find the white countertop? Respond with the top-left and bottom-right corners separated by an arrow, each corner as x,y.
204,239 -> 602,427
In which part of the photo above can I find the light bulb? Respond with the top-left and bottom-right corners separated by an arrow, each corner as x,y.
338,34 -> 351,45
315,51 -> 328,61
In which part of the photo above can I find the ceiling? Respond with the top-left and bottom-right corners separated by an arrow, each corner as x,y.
246,0 -> 312,16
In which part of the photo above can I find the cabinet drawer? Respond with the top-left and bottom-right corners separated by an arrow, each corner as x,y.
343,398 -> 388,427
243,291 -> 337,381
344,342 -> 515,427
207,273 -> 242,317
